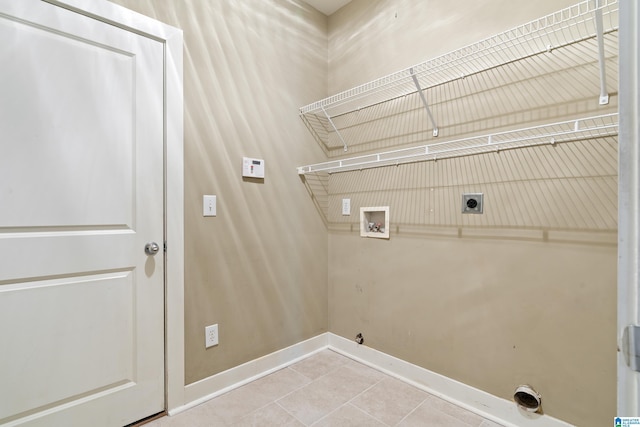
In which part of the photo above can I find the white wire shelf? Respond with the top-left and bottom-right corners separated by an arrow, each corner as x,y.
297,114 -> 618,175
301,0 -> 617,117
299,0 -> 618,153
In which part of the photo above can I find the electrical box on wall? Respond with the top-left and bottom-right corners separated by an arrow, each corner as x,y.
462,193 -> 484,214
242,157 -> 265,178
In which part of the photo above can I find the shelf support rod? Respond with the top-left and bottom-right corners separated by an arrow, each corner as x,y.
410,68 -> 439,137
321,106 -> 348,152
594,0 -> 610,105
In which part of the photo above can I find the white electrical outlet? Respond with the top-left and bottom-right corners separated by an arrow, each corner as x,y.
342,198 -> 351,216
205,324 -> 219,348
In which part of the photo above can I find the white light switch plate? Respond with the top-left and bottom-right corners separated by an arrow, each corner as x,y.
203,195 -> 216,216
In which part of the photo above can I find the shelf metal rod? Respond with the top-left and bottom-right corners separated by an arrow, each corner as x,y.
595,0 -> 610,105
410,68 -> 439,137
321,106 -> 348,152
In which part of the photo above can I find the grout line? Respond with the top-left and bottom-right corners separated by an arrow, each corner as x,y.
307,357 -> 391,426
233,357 -> 333,426
353,402 -> 393,427
283,350 -> 389,426
287,349 -> 351,382
274,351 -> 356,426
395,395 -> 431,426
344,374 -> 385,403
310,403 -> 391,427
273,367 -> 317,404
274,399 -> 305,426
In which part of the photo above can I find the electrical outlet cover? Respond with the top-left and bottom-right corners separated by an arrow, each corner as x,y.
205,324 -> 219,348
342,198 -> 351,216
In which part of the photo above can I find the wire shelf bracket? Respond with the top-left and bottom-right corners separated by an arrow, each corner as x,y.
410,67 -> 438,137
595,0 -> 610,105
322,106 -> 348,152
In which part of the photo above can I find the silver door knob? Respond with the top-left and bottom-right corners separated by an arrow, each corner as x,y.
145,242 -> 160,256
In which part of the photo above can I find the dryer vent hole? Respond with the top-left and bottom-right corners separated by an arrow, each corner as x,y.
513,385 -> 541,413
514,391 -> 538,409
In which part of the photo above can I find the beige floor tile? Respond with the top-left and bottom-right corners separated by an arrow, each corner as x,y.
234,402 -> 305,427
246,367 -> 312,399
422,395 -> 485,426
342,358 -> 388,383
185,367 -> 309,425
196,382 -> 276,424
397,401 -> 476,427
351,377 -> 428,425
277,363 -> 383,425
277,384 -> 345,425
313,404 -> 387,427
289,349 -> 351,380
142,351 -> 506,427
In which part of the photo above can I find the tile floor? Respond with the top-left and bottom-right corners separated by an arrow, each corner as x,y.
147,350 -> 505,427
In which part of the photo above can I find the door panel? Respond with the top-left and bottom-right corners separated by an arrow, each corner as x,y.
1,9 -> 134,228
0,1 -> 164,425
1,271 -> 135,418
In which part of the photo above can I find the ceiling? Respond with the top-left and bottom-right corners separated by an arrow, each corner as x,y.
301,0 -> 352,15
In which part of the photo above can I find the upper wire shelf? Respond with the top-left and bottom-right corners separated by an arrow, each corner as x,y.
299,0 -> 618,155
297,113 -> 619,175
301,0 -> 617,117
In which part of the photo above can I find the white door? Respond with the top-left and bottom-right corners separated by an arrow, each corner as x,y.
0,1 -> 165,426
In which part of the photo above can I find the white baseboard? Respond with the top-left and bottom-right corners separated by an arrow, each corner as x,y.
172,333 -> 328,416
173,332 -> 573,427
327,333 -> 573,427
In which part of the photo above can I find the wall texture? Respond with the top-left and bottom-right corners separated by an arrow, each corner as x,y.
109,0 -> 329,385
325,1 -> 617,427
107,1 -> 617,426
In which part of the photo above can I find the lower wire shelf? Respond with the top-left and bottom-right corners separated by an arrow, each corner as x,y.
297,113 -> 618,175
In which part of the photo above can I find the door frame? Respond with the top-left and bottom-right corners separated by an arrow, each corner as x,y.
42,0 -> 185,414
618,0 -> 640,417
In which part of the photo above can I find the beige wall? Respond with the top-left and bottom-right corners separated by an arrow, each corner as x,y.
326,1 -> 617,427
109,0 -> 329,384
108,1 -> 617,426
